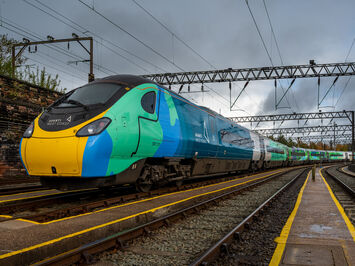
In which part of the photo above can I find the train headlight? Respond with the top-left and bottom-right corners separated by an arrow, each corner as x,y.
23,122 -> 34,138
76,117 -> 111,137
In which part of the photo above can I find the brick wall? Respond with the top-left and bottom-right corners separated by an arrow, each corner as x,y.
0,74 -> 62,177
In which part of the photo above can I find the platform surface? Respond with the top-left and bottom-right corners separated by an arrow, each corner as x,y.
271,168 -> 355,266
0,168 -> 296,265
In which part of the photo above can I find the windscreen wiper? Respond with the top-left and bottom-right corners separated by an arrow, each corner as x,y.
63,99 -> 89,110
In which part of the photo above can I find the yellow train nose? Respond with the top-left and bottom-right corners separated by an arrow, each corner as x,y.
23,137 -> 82,176
20,120 -> 89,176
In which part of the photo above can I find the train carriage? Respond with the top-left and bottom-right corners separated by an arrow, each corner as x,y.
19,75 -> 352,191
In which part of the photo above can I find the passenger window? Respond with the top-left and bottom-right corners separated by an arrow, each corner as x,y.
141,91 -> 156,114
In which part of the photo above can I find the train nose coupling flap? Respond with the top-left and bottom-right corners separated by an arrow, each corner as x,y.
51,166 -> 57,174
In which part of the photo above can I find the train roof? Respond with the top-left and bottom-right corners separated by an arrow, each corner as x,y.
96,75 -> 226,118
96,74 -> 158,87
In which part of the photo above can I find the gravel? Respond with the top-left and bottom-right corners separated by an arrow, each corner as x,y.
97,168 -> 307,266
327,166 -> 355,189
323,167 -> 355,224
213,169 -> 307,265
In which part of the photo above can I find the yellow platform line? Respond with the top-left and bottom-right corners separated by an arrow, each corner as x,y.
269,171 -> 310,266
0,168 -> 294,260
8,168 -> 290,225
319,169 -> 355,242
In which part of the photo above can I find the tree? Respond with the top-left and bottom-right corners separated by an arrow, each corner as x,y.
0,34 -> 64,92
0,35 -> 26,77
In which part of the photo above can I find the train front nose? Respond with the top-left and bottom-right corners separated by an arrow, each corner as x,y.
20,123 -> 88,176
20,116 -> 112,177
22,136 -> 85,176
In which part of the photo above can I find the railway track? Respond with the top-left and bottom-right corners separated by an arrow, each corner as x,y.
0,177 -> 40,186
0,167 -> 296,223
33,167 -> 309,266
0,184 -> 45,196
323,166 -> 355,224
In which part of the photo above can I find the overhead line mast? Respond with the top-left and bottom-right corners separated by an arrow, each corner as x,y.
11,35 -> 94,82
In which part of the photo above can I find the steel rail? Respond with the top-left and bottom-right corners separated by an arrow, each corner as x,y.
33,167 -> 306,266
0,171 -> 249,223
0,177 -> 40,186
325,167 -> 355,197
190,168 -> 309,265
0,185 -> 44,196
0,168 -> 284,223
0,188 -> 101,213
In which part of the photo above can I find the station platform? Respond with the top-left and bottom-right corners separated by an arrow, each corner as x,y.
0,168 -> 296,265
270,167 -> 355,265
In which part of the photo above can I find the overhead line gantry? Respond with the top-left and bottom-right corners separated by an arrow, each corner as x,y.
290,134 -> 352,143
143,61 -> 355,111
229,110 -> 354,123
255,124 -> 352,136
231,110 -> 354,152
143,62 -> 355,85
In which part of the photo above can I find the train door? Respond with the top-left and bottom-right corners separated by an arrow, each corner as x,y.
208,115 -> 218,157
133,89 -> 162,157
259,136 -> 265,164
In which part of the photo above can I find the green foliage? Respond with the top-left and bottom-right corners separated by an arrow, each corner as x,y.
0,34 -> 65,92
18,66 -> 62,91
0,35 -> 26,77
267,134 -> 341,150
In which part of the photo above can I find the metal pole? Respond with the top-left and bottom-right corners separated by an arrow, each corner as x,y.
352,111 -> 355,159
229,82 -> 232,111
12,36 -> 94,82
11,46 -> 15,78
274,79 -> 277,110
89,37 -> 94,82
317,76 -> 320,109
334,123 -> 336,150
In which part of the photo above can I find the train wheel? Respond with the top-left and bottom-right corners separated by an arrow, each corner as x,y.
135,179 -> 152,192
175,180 -> 183,188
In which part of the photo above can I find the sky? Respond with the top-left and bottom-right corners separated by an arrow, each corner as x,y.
1,0 -> 355,136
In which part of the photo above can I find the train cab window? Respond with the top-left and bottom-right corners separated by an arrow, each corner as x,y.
141,91 -> 156,114
56,83 -> 123,107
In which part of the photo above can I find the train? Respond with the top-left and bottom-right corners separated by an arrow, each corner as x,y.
19,75 -> 352,191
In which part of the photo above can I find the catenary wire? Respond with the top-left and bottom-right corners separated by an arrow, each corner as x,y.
245,0 -> 293,111
263,0 -> 300,111
2,15 -> 117,76
24,0 -> 151,73
131,0 -> 217,70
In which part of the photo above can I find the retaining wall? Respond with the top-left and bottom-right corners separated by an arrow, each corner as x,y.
0,74 -> 62,177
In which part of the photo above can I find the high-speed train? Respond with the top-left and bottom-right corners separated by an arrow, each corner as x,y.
19,75 -> 352,191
